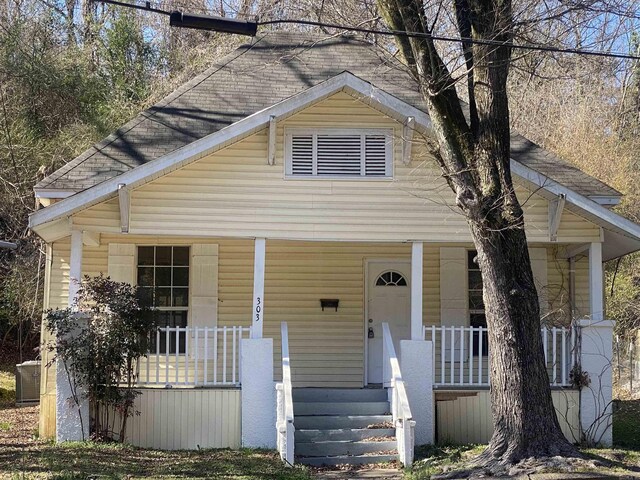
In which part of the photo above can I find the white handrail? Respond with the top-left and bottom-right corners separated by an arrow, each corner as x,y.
423,324 -> 577,387
276,322 -> 295,465
381,322 -> 414,467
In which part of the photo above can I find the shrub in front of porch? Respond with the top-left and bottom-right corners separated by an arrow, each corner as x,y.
44,274 -> 156,442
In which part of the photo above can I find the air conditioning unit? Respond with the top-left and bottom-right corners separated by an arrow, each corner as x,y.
15,361 -> 40,405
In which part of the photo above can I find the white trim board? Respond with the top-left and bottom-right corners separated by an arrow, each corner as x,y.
29,71 -> 640,258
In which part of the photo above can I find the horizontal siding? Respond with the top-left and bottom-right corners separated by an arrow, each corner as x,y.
40,233 -> 594,437
71,92 -> 601,243
436,390 -> 580,445
122,388 -> 241,449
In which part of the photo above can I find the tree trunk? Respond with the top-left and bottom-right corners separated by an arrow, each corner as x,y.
377,0 -> 582,468
472,228 -> 577,465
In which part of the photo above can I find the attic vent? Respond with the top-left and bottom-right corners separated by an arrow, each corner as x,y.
285,129 -> 393,178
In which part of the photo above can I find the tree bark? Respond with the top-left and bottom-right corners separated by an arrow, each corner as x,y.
377,0 -> 581,468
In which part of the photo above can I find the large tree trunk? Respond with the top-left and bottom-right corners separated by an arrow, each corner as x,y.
377,0 -> 581,469
472,229 -> 577,464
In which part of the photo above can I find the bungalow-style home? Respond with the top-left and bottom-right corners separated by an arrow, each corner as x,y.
30,32 -> 640,466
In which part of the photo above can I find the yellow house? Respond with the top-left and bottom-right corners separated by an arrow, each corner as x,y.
30,32 -> 640,466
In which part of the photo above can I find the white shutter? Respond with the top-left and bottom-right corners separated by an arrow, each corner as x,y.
107,243 -> 136,285
440,247 -> 468,361
316,134 -> 362,176
529,248 -> 549,316
290,135 -> 313,175
364,134 -> 388,176
190,244 -> 219,328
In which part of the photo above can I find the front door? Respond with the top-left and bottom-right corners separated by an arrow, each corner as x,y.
366,260 -> 411,384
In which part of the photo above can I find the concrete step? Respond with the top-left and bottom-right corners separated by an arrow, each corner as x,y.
293,388 -> 387,403
296,440 -> 396,457
296,428 -> 395,442
294,401 -> 390,416
294,414 -> 393,430
297,454 -> 398,467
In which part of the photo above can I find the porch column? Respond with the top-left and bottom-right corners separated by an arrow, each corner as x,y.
411,242 -> 423,340
589,242 -> 604,321
579,318 -> 614,446
251,237 -> 266,339
56,229 -> 89,442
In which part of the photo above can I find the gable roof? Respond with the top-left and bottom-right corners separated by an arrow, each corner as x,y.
36,31 -> 619,200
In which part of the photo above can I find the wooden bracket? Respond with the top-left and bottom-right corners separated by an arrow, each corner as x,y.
118,183 -> 130,234
549,193 -> 566,242
402,116 -> 415,165
268,115 -> 277,165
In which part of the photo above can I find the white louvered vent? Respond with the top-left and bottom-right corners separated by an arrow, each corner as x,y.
291,135 -> 313,175
286,129 -> 392,178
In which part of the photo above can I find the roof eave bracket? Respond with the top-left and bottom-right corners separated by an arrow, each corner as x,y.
268,115 -> 277,165
549,193 -> 566,242
402,116 -> 415,166
118,183 -> 130,234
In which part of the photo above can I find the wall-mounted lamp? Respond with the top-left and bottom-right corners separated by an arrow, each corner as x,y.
320,299 -> 339,312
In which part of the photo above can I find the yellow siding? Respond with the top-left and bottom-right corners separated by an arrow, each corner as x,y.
39,233 -> 594,437
436,390 -> 580,444
71,92 -> 601,244
122,388 -> 241,449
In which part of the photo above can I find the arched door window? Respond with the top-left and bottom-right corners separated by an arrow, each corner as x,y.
375,270 -> 407,286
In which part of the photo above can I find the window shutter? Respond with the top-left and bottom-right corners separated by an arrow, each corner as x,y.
440,247 -> 468,361
107,244 -> 135,284
529,248 -> 549,316
364,134 -> 388,176
291,135 -> 313,175
316,134 -> 361,176
190,244 -> 219,328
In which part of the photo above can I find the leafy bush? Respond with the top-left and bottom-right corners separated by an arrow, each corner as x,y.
44,275 -> 156,441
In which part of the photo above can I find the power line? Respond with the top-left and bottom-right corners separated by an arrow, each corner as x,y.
258,19 -> 640,61
91,0 -> 640,61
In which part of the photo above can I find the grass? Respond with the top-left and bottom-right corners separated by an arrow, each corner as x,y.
403,444 -> 485,479
612,399 -> 640,449
1,443 -> 313,480
0,368 -> 15,407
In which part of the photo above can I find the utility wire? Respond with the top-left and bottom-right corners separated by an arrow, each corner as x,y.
91,0 -> 640,61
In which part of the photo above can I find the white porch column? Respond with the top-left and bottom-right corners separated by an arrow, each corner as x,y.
400,339 -> 434,445
579,318 -> 614,446
57,230 -> 89,442
589,242 -> 604,321
251,238 -> 266,339
240,338 -> 276,448
411,242 -> 423,340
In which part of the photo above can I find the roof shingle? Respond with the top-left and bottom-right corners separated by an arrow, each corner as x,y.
36,31 -> 620,198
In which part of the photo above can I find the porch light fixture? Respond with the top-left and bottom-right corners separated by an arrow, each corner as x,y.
320,299 -> 339,312
169,11 -> 258,36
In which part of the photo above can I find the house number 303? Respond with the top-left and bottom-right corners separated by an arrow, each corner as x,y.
255,297 -> 261,322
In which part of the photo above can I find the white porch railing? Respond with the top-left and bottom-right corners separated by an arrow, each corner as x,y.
276,321 -> 295,465
423,325 -> 577,388
381,322 -> 414,467
136,326 -> 251,386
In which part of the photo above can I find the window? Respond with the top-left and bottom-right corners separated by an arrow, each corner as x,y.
285,129 -> 392,178
376,271 -> 408,286
468,250 -> 488,356
137,246 -> 190,354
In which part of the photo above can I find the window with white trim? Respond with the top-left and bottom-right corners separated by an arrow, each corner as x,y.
468,250 -> 488,356
285,128 -> 393,178
137,246 -> 190,354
